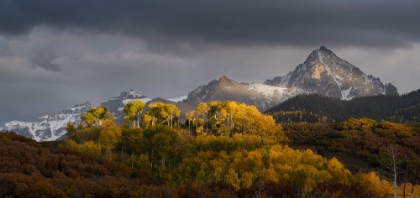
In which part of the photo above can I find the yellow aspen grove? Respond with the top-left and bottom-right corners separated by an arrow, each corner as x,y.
185,110 -> 196,134
144,102 -> 180,127
123,100 -> 145,128
81,106 -> 113,127
59,99 -> 414,197
164,103 -> 180,128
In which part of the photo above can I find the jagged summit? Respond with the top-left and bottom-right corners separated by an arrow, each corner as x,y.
318,46 -> 334,54
264,46 -> 398,100
111,89 -> 146,100
218,75 -> 236,87
59,101 -> 92,115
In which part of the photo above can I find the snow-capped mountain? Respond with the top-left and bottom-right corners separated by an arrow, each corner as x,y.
264,46 -> 398,100
0,90 -> 190,141
182,75 -> 290,111
183,46 -> 398,111
0,101 -> 92,141
182,75 -> 303,111
100,89 -> 152,123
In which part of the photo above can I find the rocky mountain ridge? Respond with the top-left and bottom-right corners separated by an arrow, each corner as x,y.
183,46 -> 397,111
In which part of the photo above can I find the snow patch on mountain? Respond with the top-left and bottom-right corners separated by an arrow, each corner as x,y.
342,87 -> 353,100
0,102 -> 92,141
167,96 -> 187,103
243,83 -> 287,97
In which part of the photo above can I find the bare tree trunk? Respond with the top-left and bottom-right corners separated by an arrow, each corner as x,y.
136,112 -> 139,128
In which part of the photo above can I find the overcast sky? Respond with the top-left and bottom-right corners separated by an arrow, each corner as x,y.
1,0 -> 420,125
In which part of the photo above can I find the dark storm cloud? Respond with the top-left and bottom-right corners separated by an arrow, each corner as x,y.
0,0 -> 419,50
1,0 -> 420,127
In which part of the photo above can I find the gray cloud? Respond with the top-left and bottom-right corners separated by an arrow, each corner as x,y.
0,0 -> 419,50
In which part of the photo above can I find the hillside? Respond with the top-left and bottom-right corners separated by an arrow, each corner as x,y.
3,101 -> 411,197
266,89 -> 420,124
282,121 -> 420,186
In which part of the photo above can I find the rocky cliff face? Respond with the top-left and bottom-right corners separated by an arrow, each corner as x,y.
265,46 -> 398,100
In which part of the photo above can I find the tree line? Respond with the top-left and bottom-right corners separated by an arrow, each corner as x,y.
60,100 -> 420,197
267,88 -> 420,124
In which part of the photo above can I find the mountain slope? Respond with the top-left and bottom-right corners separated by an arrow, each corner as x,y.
0,102 -> 92,141
184,75 -> 257,105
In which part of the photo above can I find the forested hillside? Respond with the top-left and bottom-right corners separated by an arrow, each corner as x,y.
283,120 -> 420,185
266,89 -> 420,124
2,100 -> 420,197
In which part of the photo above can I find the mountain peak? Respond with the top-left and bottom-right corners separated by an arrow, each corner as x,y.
184,75 -> 256,106
265,46 -> 398,100
219,75 -> 232,84
318,46 -> 330,52
219,75 -> 229,81
112,90 -> 145,100
208,75 -> 236,88
308,46 -> 335,60
74,101 -> 91,108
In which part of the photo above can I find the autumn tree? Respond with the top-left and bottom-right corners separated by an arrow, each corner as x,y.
123,100 -> 145,128
81,106 -> 113,127
185,110 -> 196,134
99,120 -> 122,160
66,122 -> 77,138
195,102 -> 209,134
165,103 -> 180,128
144,102 -> 180,128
